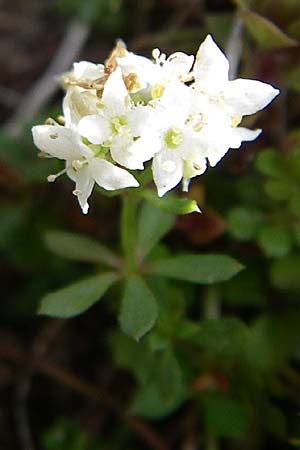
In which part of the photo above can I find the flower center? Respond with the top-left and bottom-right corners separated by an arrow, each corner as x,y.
164,127 -> 183,149
151,83 -> 165,99
90,144 -> 110,158
110,115 -> 128,134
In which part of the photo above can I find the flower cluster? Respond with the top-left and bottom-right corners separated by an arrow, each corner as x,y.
32,35 -> 279,214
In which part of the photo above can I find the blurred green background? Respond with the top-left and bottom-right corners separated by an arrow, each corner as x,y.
1,0 -> 300,449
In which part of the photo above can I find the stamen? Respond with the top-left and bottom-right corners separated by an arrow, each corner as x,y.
47,168 -> 67,182
72,189 -> 82,196
152,48 -> 160,62
72,159 -> 87,171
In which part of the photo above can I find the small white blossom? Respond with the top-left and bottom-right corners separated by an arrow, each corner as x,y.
190,34 -> 280,166
32,123 -> 138,214
150,81 -> 207,196
78,67 -> 160,170
117,49 -> 194,97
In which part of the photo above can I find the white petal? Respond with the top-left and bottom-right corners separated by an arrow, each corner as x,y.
111,132 -> 161,170
32,125 -> 82,160
72,61 -> 105,80
164,52 -> 194,79
117,52 -> 154,89
193,35 -> 229,90
225,79 -> 280,115
102,67 -> 129,113
159,81 -> 191,124
74,165 -> 95,214
110,136 -> 144,170
91,158 -> 139,190
230,127 -> 262,148
63,87 -> 98,127
77,115 -> 111,144
152,149 -> 183,197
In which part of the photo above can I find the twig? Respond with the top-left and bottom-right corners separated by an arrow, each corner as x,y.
0,341 -> 169,450
225,16 -> 244,80
3,19 -> 90,138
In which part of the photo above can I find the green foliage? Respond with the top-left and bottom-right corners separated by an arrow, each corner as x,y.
204,393 -> 250,437
189,317 -> 249,357
149,254 -> 244,284
140,189 -> 200,214
241,10 -> 298,48
227,207 -> 264,240
42,419 -> 90,450
44,230 -> 121,267
119,275 -> 158,340
257,224 -> 292,257
39,272 -> 117,317
137,201 -> 175,259
270,254 -> 300,290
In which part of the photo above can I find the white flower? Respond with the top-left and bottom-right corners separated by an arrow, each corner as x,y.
149,81 -> 207,197
190,34 -> 280,166
78,67 -> 160,170
32,123 -> 139,214
117,49 -> 194,97
63,86 -> 99,127
64,61 -> 105,82
62,62 -> 105,127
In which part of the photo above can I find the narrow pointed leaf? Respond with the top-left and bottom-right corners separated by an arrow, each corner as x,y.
137,201 -> 175,259
119,275 -> 158,340
140,190 -> 200,215
149,254 -> 244,284
39,272 -> 118,318
241,10 -> 298,48
44,230 -> 121,268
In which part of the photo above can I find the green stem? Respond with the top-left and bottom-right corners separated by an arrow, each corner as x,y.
205,431 -> 219,450
203,287 -> 221,450
203,286 -> 220,320
121,194 -> 139,274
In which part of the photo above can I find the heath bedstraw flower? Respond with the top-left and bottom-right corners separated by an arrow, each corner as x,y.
32,123 -> 138,214
150,81 -> 207,196
62,62 -> 106,126
78,67 -> 160,170
190,34 -> 280,166
117,48 -> 194,97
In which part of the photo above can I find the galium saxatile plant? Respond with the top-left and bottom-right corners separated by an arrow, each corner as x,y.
33,35 -> 280,339
32,34 -> 279,214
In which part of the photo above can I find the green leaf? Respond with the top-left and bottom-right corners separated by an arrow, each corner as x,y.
227,207 -> 264,241
44,230 -> 121,268
119,275 -> 158,340
241,10 -> 298,48
204,393 -> 250,437
157,348 -> 182,404
270,254 -> 300,290
257,224 -> 292,257
130,381 -> 183,419
255,148 -> 283,177
137,201 -> 175,259
190,318 -> 249,356
42,419 -> 89,450
140,189 -> 200,215
39,272 -> 117,318
289,193 -> 300,217
244,315 -> 295,370
264,178 -> 293,200
149,254 -> 244,284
